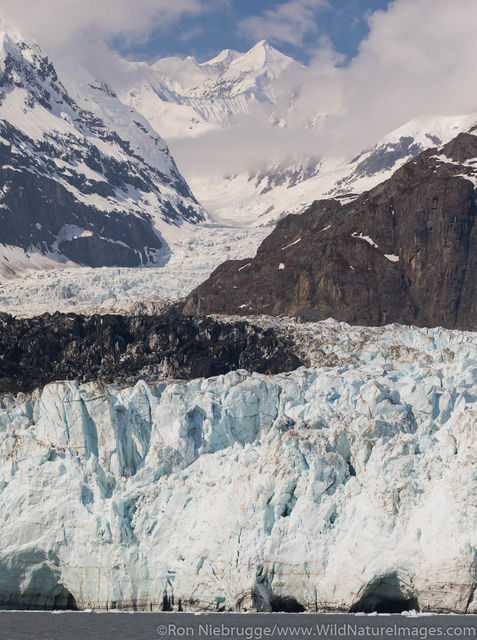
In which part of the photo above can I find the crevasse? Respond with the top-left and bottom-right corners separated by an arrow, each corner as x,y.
0,324 -> 476,612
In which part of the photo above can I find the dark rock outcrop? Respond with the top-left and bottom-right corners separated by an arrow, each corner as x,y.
0,142 -> 162,267
0,312 -> 303,395
184,132 -> 477,331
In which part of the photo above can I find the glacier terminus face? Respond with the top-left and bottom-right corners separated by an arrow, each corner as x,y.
0,320 -> 475,613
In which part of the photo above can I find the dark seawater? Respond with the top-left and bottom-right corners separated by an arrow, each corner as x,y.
0,612 -> 153,640
1,612 -> 477,640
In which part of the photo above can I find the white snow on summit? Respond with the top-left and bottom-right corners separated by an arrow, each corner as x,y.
121,40 -> 477,227
121,40 -> 300,140
152,40 -> 297,100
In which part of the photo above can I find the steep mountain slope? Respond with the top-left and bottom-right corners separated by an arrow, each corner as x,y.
184,129 -> 477,331
0,29 -> 204,273
188,113 -> 477,226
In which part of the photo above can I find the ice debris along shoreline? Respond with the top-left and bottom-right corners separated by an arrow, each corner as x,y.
0,321 -> 475,612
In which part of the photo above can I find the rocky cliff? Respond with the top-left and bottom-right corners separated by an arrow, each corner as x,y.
184,131 -> 477,330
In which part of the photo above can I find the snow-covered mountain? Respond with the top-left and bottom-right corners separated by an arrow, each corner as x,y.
0,318 -> 475,612
188,113 -> 477,227
122,40 -> 300,140
2,116 -> 477,314
0,28 -> 205,274
185,126 -> 477,330
123,41 -> 477,226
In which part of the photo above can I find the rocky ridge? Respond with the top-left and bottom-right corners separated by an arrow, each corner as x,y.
184,130 -> 477,331
0,311 -> 302,395
0,30 -> 204,272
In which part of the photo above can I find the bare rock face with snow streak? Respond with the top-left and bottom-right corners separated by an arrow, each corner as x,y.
0,321 -> 475,612
184,131 -> 477,330
0,30 -> 204,272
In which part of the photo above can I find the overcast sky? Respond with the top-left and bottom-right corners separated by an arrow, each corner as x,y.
2,0 -> 477,176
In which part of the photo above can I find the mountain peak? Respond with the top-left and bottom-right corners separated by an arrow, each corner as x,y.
227,39 -> 296,75
255,39 -> 272,48
0,21 -> 37,53
0,16 -> 15,39
0,27 -> 21,55
249,39 -> 285,58
202,48 -> 240,68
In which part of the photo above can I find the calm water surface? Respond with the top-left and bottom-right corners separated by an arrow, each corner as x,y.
1,612 -> 476,640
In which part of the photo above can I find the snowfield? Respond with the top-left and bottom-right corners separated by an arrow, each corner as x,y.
0,319 -> 475,612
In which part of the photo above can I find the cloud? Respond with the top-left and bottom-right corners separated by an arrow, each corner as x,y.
293,0 -> 477,151
329,0 -> 477,149
0,0 -> 230,94
1,0 -> 226,53
169,123 -> 324,178
3,0 -> 477,187
238,0 -> 330,47
174,0 -> 477,179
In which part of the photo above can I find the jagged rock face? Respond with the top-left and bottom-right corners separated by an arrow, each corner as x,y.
0,322 -> 475,612
184,131 -> 477,330
0,32 -> 204,269
0,312 -> 302,395
0,138 -> 161,267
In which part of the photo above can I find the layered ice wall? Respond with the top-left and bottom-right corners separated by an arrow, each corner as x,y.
0,321 -> 476,613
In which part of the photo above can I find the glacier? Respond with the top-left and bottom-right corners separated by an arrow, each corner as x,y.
0,224 -> 271,316
0,319 -> 475,612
